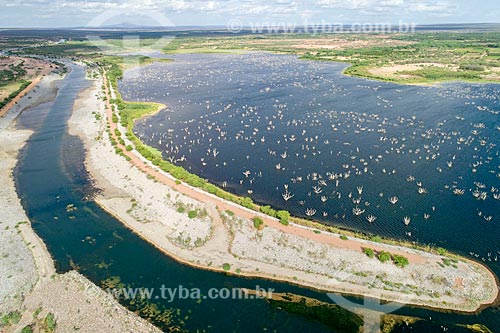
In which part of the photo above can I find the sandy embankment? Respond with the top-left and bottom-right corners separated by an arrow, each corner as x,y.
68,68 -> 499,313
367,62 -> 459,82
0,72 -> 161,333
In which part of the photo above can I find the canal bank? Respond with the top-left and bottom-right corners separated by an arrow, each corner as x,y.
0,68 -> 161,332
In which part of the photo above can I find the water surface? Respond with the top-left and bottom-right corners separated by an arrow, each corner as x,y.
123,52 -> 500,262
13,58 -> 500,332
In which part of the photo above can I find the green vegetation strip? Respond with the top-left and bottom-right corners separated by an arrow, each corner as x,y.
0,79 -> 31,109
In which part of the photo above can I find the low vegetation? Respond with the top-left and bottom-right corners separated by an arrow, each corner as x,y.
378,251 -> 392,263
252,216 -> 264,230
0,79 -> 31,109
0,60 -> 27,86
362,247 -> 375,258
362,247 -> 410,268
42,313 -> 57,333
1,311 -> 21,326
174,201 -> 207,220
393,254 -> 410,268
187,210 -> 198,219
260,205 -> 290,225
21,325 -> 34,333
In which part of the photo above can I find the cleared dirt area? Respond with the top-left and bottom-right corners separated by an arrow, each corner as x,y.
368,62 -> 459,79
0,57 -> 51,78
290,37 -> 414,50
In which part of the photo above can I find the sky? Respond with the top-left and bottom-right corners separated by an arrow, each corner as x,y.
0,0 -> 499,28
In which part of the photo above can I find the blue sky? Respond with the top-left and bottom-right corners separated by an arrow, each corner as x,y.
0,0 -> 499,28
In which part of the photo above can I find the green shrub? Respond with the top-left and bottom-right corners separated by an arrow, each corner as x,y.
1,311 -> 21,326
125,145 -> 133,151
377,251 -> 391,263
436,247 -> 447,256
276,210 -> 290,225
21,325 -> 34,333
260,205 -> 276,217
459,64 -> 485,71
252,217 -> 264,230
363,248 -> 375,258
239,197 -> 255,210
401,67 -> 481,80
33,307 -> 42,318
222,263 -> 231,271
43,313 -> 56,332
442,258 -> 453,266
393,254 -> 409,268
340,235 -> 348,241
188,210 -> 198,219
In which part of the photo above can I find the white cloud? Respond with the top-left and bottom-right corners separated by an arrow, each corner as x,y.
0,0 -> 490,28
317,0 -> 373,10
317,0 -> 456,13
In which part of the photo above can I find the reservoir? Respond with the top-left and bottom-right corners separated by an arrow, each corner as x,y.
14,58 -> 500,332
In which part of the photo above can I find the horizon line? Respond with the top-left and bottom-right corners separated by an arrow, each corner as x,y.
1,22 -> 500,31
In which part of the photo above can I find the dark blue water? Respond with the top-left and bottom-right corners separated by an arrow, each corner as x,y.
121,52 -> 500,330
14,61 -> 500,332
123,52 -> 500,266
